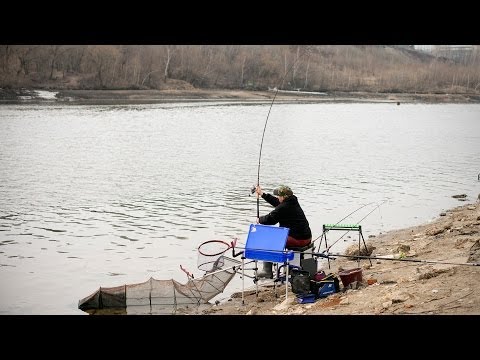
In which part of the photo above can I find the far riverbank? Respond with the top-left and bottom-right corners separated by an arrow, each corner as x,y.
1,88 -> 479,105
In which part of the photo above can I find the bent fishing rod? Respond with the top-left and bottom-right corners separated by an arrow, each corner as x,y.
251,47 -> 312,218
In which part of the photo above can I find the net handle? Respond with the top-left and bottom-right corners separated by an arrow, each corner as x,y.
197,239 -> 231,257
180,265 -> 194,279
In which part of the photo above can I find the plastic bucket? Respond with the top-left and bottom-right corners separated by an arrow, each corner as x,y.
338,268 -> 363,287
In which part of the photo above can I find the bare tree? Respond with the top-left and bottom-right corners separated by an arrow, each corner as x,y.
292,46 -> 300,88
88,46 -> 119,88
0,45 -> 11,72
15,46 -> 37,76
47,45 -> 63,80
304,57 -> 310,89
164,46 -> 173,82
240,54 -> 246,87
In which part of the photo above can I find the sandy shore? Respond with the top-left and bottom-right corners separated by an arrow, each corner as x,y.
181,199 -> 480,315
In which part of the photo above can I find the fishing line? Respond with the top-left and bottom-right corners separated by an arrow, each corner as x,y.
252,47 -> 312,218
312,201 -> 376,247
377,199 -> 385,232
355,199 -> 389,225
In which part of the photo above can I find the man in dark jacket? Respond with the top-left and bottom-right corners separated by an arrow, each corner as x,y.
254,184 -> 312,278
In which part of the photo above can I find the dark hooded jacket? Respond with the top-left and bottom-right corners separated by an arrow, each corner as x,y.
259,193 -> 312,240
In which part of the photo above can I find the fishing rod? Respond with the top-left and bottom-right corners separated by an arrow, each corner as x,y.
227,243 -> 480,268
311,201 -> 376,248
313,251 -> 480,267
356,199 -> 387,224
320,200 -> 388,253
251,46 -> 312,218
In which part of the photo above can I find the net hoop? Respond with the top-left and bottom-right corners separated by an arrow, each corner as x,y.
197,240 -> 231,257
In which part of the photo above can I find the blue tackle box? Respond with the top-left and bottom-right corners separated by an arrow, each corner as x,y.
317,282 -> 336,298
244,224 -> 294,263
296,293 -> 316,304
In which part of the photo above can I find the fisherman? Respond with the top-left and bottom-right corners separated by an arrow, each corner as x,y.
255,184 -> 312,278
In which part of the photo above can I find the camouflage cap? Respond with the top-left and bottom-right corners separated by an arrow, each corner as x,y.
273,185 -> 293,197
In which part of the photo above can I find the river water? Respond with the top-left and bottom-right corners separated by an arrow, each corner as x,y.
0,102 -> 479,314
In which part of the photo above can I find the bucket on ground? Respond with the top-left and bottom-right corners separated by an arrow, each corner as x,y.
338,268 -> 363,287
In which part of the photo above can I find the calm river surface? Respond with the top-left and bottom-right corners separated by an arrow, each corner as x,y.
1,102 -> 479,314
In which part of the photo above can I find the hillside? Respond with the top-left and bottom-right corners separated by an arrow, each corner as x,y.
1,45 -> 479,96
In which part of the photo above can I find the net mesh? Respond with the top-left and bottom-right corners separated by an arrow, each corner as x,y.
78,256 -> 240,314
197,240 -> 231,272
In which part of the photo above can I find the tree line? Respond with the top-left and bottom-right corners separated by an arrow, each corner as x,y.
1,45 -> 479,94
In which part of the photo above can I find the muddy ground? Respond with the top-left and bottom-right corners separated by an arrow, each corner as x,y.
1,88 -> 479,104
